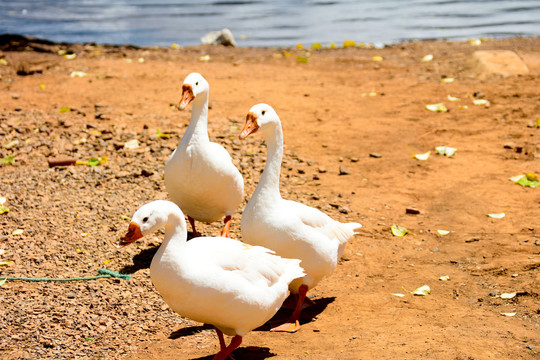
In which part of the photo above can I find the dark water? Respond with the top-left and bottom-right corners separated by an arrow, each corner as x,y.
1,1 -> 539,48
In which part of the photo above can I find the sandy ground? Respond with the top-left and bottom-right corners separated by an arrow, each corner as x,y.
0,35 -> 539,359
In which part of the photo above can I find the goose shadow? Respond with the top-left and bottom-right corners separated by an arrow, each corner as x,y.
170,325 -> 275,360
117,231 -> 198,274
255,296 -> 336,331
189,346 -> 275,360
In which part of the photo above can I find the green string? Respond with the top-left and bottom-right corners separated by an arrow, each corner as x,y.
1,268 -> 130,282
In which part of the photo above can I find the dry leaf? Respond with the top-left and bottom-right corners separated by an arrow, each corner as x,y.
12,229 -> 24,235
435,146 -> 457,157
0,249 -> 5,256
70,71 -> 87,78
439,275 -> 450,281
421,54 -> 433,62
372,55 -> 383,62
412,285 -> 431,296
487,213 -> 505,219
500,312 -> 516,317
0,278 -> 6,286
391,293 -> 405,297
414,151 -> 431,161
472,99 -> 490,106
426,103 -> 448,112
437,230 -> 450,236
447,95 -> 460,101
0,196 -> 6,205
469,38 -> 482,46
441,77 -> 455,83
199,55 -> 210,62
391,224 -> 409,237
0,261 -> 13,265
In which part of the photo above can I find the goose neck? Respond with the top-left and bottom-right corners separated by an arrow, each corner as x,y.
256,122 -> 284,199
183,93 -> 209,145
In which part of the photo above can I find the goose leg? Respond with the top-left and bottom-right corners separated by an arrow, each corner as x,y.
214,327 -> 226,351
187,216 -> 199,238
220,215 -> 232,237
212,335 -> 242,360
270,284 -> 308,333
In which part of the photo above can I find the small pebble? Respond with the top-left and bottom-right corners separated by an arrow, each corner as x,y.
313,174 -> 320,180
11,93 -> 20,99
14,107 -> 22,111
350,157 -> 359,163
405,207 -> 420,215
339,165 -> 351,175
369,152 -> 382,158
318,167 -> 327,173
297,169 -> 305,174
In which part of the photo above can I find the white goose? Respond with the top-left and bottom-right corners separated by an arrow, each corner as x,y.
164,73 -> 244,238
239,103 -> 362,333
118,200 -> 304,360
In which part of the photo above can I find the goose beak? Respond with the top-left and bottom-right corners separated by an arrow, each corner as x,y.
178,84 -> 195,110
116,222 -> 143,249
239,112 -> 259,139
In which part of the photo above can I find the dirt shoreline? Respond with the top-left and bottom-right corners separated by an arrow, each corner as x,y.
0,35 -> 539,359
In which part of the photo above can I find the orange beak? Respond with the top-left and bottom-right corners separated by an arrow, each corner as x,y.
239,112 -> 260,139
117,222 -> 143,249
178,84 -> 195,110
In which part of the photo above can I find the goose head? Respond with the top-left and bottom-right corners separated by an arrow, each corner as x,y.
239,103 -> 279,139
117,200 -> 180,248
178,72 -> 209,110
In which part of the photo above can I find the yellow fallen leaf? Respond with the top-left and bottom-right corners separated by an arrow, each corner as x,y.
487,213 -> 505,219
70,71 -> 87,78
0,196 -> 6,205
311,42 -> 322,50
447,95 -> 460,101
472,99 -> 490,106
426,103 -> 448,112
76,248 -> 86,253
0,261 -> 13,265
103,258 -> 114,264
138,57 -> 145,63
469,38 -> 482,46
0,58 -> 8,66
500,312 -> 516,317
439,275 -> 450,281
329,42 -> 336,49
12,229 -> 24,235
414,151 -> 431,161
391,224 -> 409,237
0,249 -> 5,256
437,229 -> 450,235
501,292 -> 516,299
421,54 -> 433,62
64,53 -> 77,60
199,55 -> 210,62
80,233 -> 89,237
372,55 -> 383,62
0,278 -> 6,286
343,40 -> 356,48
391,293 -> 405,297
171,43 -> 180,49
40,82 -> 46,90
412,285 -> 431,296
441,77 -> 454,83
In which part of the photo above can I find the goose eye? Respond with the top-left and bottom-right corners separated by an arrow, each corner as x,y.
261,110 -> 266,115
142,217 -> 149,223
195,81 -> 199,86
